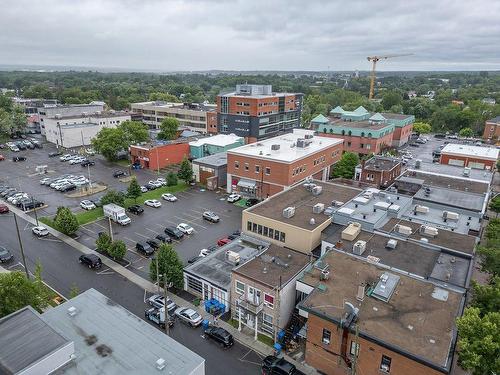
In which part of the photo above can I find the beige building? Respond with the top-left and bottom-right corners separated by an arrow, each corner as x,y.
242,180 -> 362,253
130,101 -> 216,133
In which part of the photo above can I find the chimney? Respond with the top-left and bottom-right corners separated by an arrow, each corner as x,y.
336,240 -> 344,249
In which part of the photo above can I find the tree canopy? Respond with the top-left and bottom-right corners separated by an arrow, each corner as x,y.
412,122 -> 432,134
101,190 -> 126,206
150,244 -> 184,289
92,121 -> 148,161
54,206 -> 79,235
331,152 -> 359,179
127,178 -> 142,202
157,117 -> 179,140
177,156 -> 193,182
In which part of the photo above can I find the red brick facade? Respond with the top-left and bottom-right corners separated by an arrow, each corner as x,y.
130,143 -> 190,171
360,165 -> 401,188
483,120 -> 500,141
439,153 -> 496,169
206,111 -> 218,134
321,133 -> 393,155
392,123 -> 413,146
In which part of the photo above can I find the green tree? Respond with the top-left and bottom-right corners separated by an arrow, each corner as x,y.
332,152 -> 359,179
149,92 -> 180,102
177,156 -> 193,182
119,120 -> 149,144
91,127 -> 127,161
456,307 -> 500,375
381,90 -> 402,110
150,244 -> 183,289
0,108 -> 12,137
489,195 -> 500,217
157,117 -> 179,140
127,178 -> 142,202
100,190 -> 126,206
96,232 -> 112,253
107,240 -> 127,260
53,206 -> 79,236
470,278 -> 500,315
412,122 -> 432,134
166,171 -> 178,186
10,105 -> 27,135
0,270 -> 49,318
459,127 -> 474,138
477,246 -> 500,276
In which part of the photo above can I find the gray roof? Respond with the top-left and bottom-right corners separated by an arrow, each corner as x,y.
413,185 -> 486,213
0,307 -> 70,375
487,115 -> 500,123
193,152 -> 228,167
42,288 -> 204,375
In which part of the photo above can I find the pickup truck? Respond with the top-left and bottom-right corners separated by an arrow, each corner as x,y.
103,203 -> 131,225
144,307 -> 174,329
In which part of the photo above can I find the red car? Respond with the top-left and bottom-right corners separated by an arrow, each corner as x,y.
0,204 -> 9,214
0,154 -> 4,161
217,237 -> 231,247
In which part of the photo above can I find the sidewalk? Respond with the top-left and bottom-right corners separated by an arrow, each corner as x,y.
8,203 -> 317,374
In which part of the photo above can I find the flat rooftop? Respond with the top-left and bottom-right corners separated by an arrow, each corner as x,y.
399,169 -> 491,193
42,288 -> 204,375
380,218 -> 477,256
0,307 -> 71,374
193,152 -> 227,167
189,133 -> 243,147
132,101 -> 216,112
414,185 -> 486,213
228,129 -> 343,163
247,180 -> 362,231
233,245 -> 310,289
441,143 -> 499,161
184,235 -> 268,288
300,251 -> 463,370
363,156 -> 400,171
327,118 -> 390,130
54,111 -> 129,120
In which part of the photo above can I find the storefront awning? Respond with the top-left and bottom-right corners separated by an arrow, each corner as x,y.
237,179 -> 257,189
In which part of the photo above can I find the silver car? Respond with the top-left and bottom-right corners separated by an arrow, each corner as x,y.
174,307 -> 203,327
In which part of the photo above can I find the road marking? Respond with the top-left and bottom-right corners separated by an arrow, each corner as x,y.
238,349 -> 263,365
173,215 -> 207,230
127,248 -> 148,260
37,237 -> 63,243
80,226 -> 96,234
145,228 -> 159,236
180,212 -> 202,221
123,237 -> 136,244
134,232 -> 150,239
96,268 -> 115,275
23,222 -> 31,231
94,222 -> 107,230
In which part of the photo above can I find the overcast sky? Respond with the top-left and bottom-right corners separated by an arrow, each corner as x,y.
1,0 -> 499,72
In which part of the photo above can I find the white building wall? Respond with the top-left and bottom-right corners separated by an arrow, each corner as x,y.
18,342 -> 74,375
278,279 -> 299,331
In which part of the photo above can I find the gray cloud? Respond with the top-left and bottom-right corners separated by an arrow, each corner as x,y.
0,0 -> 499,71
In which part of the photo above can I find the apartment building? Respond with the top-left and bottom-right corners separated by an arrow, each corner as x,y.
43,111 -> 130,148
483,116 -> 500,142
130,101 -> 216,133
311,106 -> 414,154
230,246 -> 309,340
439,143 -> 499,170
217,84 -> 303,142
355,156 -> 402,188
189,133 -> 244,158
227,129 -> 343,198
39,102 -> 105,136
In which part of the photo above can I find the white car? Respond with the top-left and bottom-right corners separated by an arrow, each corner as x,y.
148,180 -> 163,188
145,199 -> 162,208
140,186 -> 148,193
32,226 -> 49,237
177,223 -> 194,235
7,193 -> 26,203
39,177 -> 51,185
161,193 -> 178,202
227,193 -> 241,203
59,154 -> 72,161
85,148 -> 96,155
11,194 -> 29,205
80,200 -> 96,210
174,307 -> 203,327
69,157 -> 85,165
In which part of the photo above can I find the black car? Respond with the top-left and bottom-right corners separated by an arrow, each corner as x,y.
228,234 -> 239,241
164,226 -> 184,240
155,234 -> 172,243
32,141 -> 42,149
78,254 -> 102,269
48,151 -> 63,157
136,242 -> 154,255
15,142 -> 26,150
81,160 -> 95,167
91,197 -> 104,207
59,183 -> 76,192
12,156 -> 26,162
146,239 -> 161,250
204,326 -> 234,348
18,199 -> 44,210
408,143 -> 420,147
262,356 -> 302,375
113,170 -> 126,178
245,198 -> 259,207
0,246 -> 13,263
128,204 -> 144,215
187,255 -> 201,264
145,183 -> 157,190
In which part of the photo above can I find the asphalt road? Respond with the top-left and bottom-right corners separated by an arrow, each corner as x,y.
0,211 -> 264,375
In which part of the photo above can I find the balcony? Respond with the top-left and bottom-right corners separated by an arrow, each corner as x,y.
238,294 -> 264,315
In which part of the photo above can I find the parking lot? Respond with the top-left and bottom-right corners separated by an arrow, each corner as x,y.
398,134 -> 449,167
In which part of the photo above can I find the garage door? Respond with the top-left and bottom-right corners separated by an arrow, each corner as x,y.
468,162 -> 485,169
448,159 -> 465,167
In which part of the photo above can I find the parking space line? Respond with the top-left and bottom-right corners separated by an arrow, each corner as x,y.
180,212 -> 202,221
94,222 -> 107,230
80,226 -> 96,234
173,215 -> 207,229
127,248 -> 148,260
145,228 -> 160,236
134,232 -> 150,239
123,237 -> 136,244
178,190 -> 197,196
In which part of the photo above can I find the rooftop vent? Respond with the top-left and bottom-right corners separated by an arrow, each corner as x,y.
313,203 -> 325,214
309,218 -> 316,225
271,144 -> 280,151
320,269 -> 330,280
156,358 -> 166,371
356,284 -> 366,301
353,240 -> 367,255
296,138 -> 307,148
67,306 -> 78,317
372,272 -> 400,303
312,186 -> 323,196
282,206 -> 295,218
304,133 -> 314,139
386,239 -> 398,249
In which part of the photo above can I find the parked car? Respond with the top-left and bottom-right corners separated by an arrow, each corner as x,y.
204,326 -> 234,348
128,204 -> 144,215
245,198 -> 259,207
140,185 -> 148,193
0,204 -> 9,214
188,255 -> 202,264
217,237 -> 231,247
147,294 -> 177,311
0,155 -> 4,161
228,234 -> 239,241
59,154 -> 73,161
146,239 -> 161,250
164,226 -> 184,240
113,170 -> 126,178
145,183 -> 157,190
227,193 -> 241,203
177,223 -> 194,235
78,254 -> 102,269
174,307 -> 203,327
81,160 -> 95,167
145,199 -> 162,208
261,356 -> 303,375
69,157 -> 86,165
80,200 -> 96,210
12,156 -> 26,162
59,183 -> 76,192
0,246 -> 13,263
202,211 -> 220,223
408,143 -> 420,147
136,242 -> 154,255
155,234 -> 172,244
32,226 -> 49,237
161,193 -> 178,202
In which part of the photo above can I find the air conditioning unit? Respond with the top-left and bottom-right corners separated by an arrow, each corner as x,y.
396,224 -> 412,235
415,205 -> 429,214
312,186 -> 323,195
386,239 -> 398,249
226,250 -> 240,264
362,191 -> 373,200
353,240 -> 367,255
342,222 -> 361,241
420,225 -> 438,237
271,144 -> 280,151
320,270 -> 330,280
443,211 -> 459,220
313,203 -> 325,214
283,206 -> 295,218
378,191 -> 386,198
332,200 -> 344,207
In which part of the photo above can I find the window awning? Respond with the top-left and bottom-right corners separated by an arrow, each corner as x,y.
237,179 -> 257,189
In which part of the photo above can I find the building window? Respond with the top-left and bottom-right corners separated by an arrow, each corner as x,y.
347,142 -> 351,147
361,132 -> 365,137
263,226 -> 268,237
274,230 -> 280,241
265,167 -> 271,175
247,221 -> 252,231
322,329 -> 331,345
380,355 -> 392,373
262,313 -> 273,334
235,281 -> 245,295
366,144 -> 371,150
279,232 -> 285,242
258,225 -> 263,235
235,161 -> 239,169
264,294 -> 274,308
341,130 -> 345,135
244,163 -> 249,171
348,130 -> 352,136
268,228 -> 274,238
252,223 -> 257,232
360,143 -> 364,148
368,133 -> 372,138
350,341 -> 360,357
255,165 -> 260,173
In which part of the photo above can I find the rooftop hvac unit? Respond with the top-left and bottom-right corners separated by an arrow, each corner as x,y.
296,139 -> 307,148
396,224 -> 412,235
415,205 -> 429,214
306,183 -> 317,191
353,240 -> 367,255
420,225 -> 438,237
415,159 -> 422,169
342,222 -> 361,241
378,191 -> 386,198
312,186 -> 323,195
226,250 -> 240,264
332,200 -> 344,207
304,133 -> 314,139
386,239 -> 398,249
283,206 -> 296,218
303,183 -> 311,190
388,204 -> 400,213
443,211 -> 460,221
271,144 -> 280,151
362,191 -> 373,200
313,203 -> 325,214
320,270 -> 330,280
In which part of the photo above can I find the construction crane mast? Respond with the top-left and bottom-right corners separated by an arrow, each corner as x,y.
367,54 -> 412,99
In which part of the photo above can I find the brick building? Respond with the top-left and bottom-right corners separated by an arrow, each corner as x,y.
355,156 -> 402,188
483,115 -> 500,142
439,143 -> 499,170
129,141 -> 190,171
217,84 -> 303,142
227,129 -> 343,198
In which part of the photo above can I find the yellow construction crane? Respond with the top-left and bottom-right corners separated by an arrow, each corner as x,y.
367,54 -> 412,99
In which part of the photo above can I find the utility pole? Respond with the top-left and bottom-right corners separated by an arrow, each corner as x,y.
154,257 -> 160,293
108,217 -> 114,242
163,275 -> 172,336
351,324 -> 359,375
31,197 -> 39,226
13,213 -> 30,279
87,164 -> 92,193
